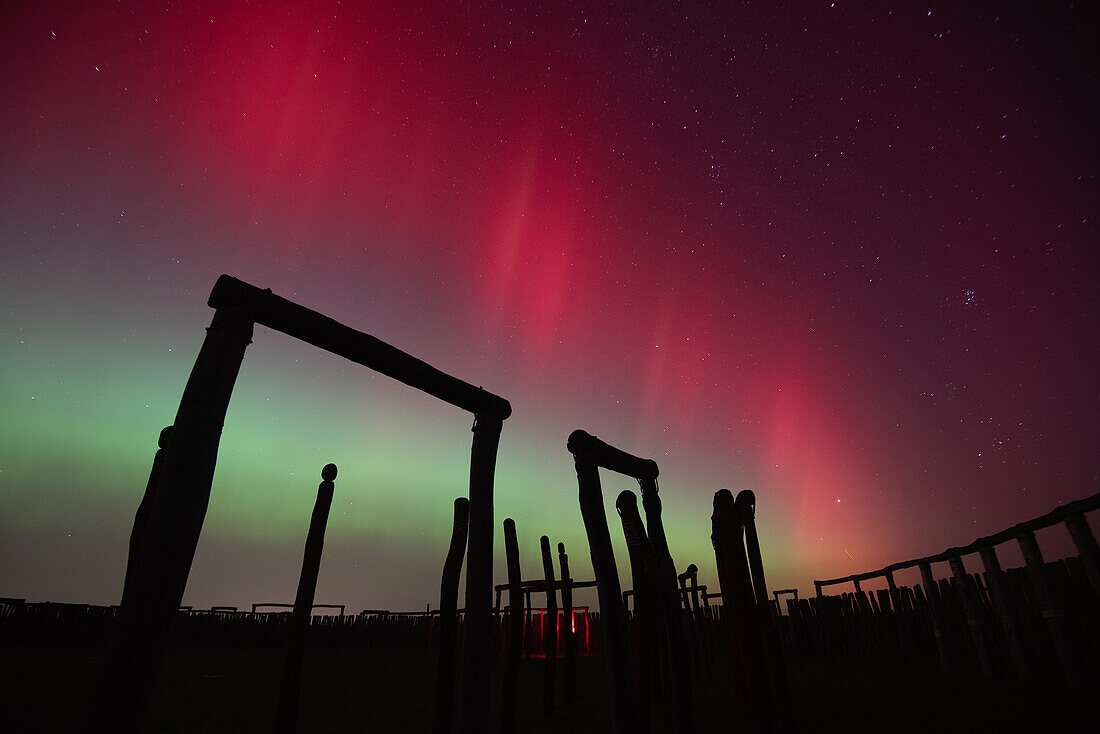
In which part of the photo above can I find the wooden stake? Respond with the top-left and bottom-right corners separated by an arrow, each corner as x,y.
275,464 -> 338,734
433,497 -> 470,734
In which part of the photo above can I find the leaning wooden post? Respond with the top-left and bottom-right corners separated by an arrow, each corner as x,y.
500,519 -> 524,734
275,463 -> 337,734
121,426 -> 172,604
458,414 -> 504,734
1017,530 -> 1078,685
919,561 -> 951,676
539,536 -> 559,717
947,553 -> 994,677
433,497 -> 470,734
1064,513 -> 1100,594
568,430 -> 637,734
977,543 -> 1028,679
88,305 -> 254,733
638,476 -> 693,734
557,542 -> 577,706
736,489 -> 793,734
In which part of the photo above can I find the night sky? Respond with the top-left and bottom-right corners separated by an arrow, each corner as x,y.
2,1 -> 1096,614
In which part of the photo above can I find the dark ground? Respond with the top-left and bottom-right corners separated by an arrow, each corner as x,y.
0,643 -> 1094,732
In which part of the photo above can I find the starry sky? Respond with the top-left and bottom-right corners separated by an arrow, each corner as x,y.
1,1 -> 1097,613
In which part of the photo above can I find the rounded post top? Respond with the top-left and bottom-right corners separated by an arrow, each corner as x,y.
713,488 -> 735,509
453,496 -> 470,511
735,489 -> 756,518
321,463 -> 338,481
158,426 -> 173,449
615,489 -> 638,516
503,517 -> 516,530
557,541 -> 566,553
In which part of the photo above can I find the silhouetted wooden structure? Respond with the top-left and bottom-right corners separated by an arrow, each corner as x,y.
567,429 -> 692,734
803,492 -> 1100,687
89,275 -> 510,734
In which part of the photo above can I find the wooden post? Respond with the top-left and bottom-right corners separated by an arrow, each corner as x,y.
1017,530 -> 1079,685
947,554 -> 994,677
539,536 -> 559,717
121,426 -> 172,604
557,542 -> 577,705
638,477 -> 692,734
88,305 -> 254,733
617,491 -> 662,734
458,414 -> 503,734
711,489 -> 772,732
737,490 -> 793,734
1064,513 -> 1100,594
977,543 -> 1028,678
501,519 -> 523,734
814,581 -> 822,598
274,464 -> 337,734
919,562 -> 951,675
568,431 -> 637,734
433,497 -> 470,734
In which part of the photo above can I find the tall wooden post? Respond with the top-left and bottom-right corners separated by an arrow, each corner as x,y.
500,519 -> 524,734
568,432 -> 637,734
121,426 -> 172,603
459,414 -> 503,734
638,477 -> 692,734
540,536 -> 559,716
433,497 -> 470,734
736,489 -> 792,734
88,305 -> 254,733
617,491 -> 662,734
557,542 -> 577,705
711,489 -> 771,732
276,464 -> 338,734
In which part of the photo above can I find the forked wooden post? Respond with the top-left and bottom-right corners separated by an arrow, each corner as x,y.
557,542 -> 577,705
539,536 -> 559,716
121,426 -> 172,604
500,519 -> 524,734
275,464 -> 338,734
433,497 -> 470,734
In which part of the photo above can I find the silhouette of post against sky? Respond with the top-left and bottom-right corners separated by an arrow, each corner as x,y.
275,464 -> 338,734
88,275 -> 510,733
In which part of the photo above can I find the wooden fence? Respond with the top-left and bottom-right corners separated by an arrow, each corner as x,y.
799,492 -> 1100,684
